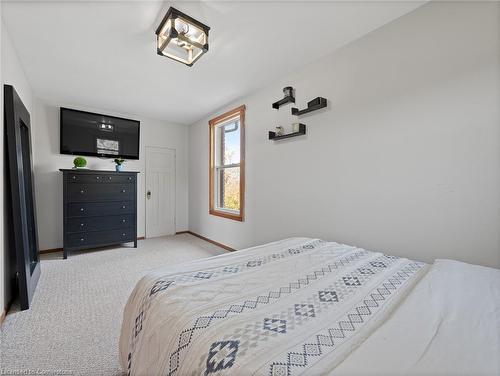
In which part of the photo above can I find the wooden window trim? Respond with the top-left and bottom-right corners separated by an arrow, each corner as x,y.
209,105 -> 245,221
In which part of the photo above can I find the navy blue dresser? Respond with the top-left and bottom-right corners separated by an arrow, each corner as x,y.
60,169 -> 138,258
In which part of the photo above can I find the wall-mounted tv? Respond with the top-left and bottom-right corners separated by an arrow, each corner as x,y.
60,108 -> 140,159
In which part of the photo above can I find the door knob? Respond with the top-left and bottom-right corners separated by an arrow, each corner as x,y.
147,191 -> 152,199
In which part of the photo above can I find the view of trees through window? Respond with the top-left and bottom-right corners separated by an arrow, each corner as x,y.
210,105 -> 245,221
220,167 -> 240,210
216,119 -> 240,211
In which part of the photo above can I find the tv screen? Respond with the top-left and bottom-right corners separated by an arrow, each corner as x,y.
60,108 -> 140,159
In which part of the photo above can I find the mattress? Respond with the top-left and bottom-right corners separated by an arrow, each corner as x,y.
334,258 -> 500,375
119,238 -> 500,375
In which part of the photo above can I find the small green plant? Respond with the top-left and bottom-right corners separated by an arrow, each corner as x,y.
114,158 -> 125,165
73,156 -> 87,168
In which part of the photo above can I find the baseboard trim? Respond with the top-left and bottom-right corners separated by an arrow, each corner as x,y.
38,234 -> 233,254
39,247 -> 62,255
180,231 -> 236,252
39,237 -> 146,254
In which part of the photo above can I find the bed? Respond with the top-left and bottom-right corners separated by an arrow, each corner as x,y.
119,238 -> 500,375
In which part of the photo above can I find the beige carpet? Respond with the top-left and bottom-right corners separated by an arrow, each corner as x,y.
0,234 -> 226,375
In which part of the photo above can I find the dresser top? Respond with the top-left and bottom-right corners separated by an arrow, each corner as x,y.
59,169 -> 139,174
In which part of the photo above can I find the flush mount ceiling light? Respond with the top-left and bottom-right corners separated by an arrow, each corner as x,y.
155,7 -> 210,67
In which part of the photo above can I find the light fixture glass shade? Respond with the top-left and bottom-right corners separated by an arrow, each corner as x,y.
155,7 -> 210,66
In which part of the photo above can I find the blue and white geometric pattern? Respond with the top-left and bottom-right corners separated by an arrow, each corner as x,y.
189,252 -> 385,371
223,266 -> 240,273
269,262 -> 424,376
288,352 -> 307,367
194,271 -> 214,279
163,240 -> 337,375
192,254 -> 408,372
208,254 -> 396,373
205,340 -> 240,375
134,311 -> 143,337
342,276 -> 361,286
151,239 -> 325,293
294,304 -> 315,317
149,280 -> 174,296
318,290 -> 339,302
124,238 -> 426,376
357,267 -> 375,275
384,254 -> 399,260
264,318 -> 287,333
247,260 -> 263,267
194,316 -> 212,329
126,352 -> 132,376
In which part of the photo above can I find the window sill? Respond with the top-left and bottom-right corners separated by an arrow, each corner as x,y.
209,209 -> 243,222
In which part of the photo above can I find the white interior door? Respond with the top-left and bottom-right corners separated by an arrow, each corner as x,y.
145,147 -> 176,238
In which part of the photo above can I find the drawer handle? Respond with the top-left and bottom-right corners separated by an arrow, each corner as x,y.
80,208 -> 85,212
122,189 -> 126,193
80,238 -> 85,242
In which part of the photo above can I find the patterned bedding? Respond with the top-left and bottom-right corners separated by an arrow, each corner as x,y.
119,238 -> 427,375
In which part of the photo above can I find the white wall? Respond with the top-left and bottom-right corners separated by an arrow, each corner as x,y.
1,23 -> 32,112
1,19 -> 34,311
188,1 -> 500,268
33,99 -> 189,251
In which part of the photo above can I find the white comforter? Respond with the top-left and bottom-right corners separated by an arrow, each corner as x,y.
335,258 -> 500,375
119,238 -> 500,375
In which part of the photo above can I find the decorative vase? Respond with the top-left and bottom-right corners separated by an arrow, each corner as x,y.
115,164 -> 123,172
283,86 -> 293,98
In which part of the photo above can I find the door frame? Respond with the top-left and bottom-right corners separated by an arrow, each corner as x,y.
144,146 -> 176,238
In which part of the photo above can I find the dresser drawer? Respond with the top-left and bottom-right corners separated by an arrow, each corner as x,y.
61,169 -> 138,258
66,229 -> 135,248
66,214 -> 134,233
66,173 -> 136,184
67,201 -> 134,217
67,183 -> 134,202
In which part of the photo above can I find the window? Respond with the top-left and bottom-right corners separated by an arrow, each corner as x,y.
209,105 -> 245,221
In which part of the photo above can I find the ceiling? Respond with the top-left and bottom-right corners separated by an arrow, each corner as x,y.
2,1 -> 424,125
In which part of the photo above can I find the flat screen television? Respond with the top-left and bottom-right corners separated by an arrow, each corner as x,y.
60,107 -> 140,159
